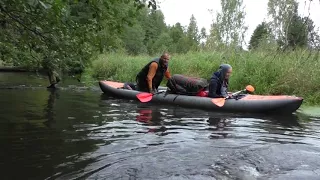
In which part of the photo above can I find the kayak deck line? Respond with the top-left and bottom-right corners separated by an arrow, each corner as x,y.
99,80 -> 303,114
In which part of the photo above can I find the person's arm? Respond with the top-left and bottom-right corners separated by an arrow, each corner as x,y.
208,78 -> 224,98
164,68 -> 171,79
220,84 -> 228,98
146,62 -> 158,92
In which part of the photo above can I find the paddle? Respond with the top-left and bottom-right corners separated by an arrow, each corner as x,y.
211,85 -> 255,107
136,91 -> 165,103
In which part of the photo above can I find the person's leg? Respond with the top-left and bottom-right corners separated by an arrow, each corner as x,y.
47,70 -> 59,88
47,71 -> 55,88
136,80 -> 149,92
123,83 -> 133,90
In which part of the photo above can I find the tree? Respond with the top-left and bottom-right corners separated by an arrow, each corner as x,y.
168,23 -> 185,43
0,0 -> 157,83
206,22 -> 223,50
267,0 -> 298,47
143,10 -> 167,54
249,22 -> 271,50
267,0 -> 319,49
200,27 -> 207,41
304,18 -> 320,49
286,14 -> 308,48
187,15 -> 200,43
122,24 -> 147,55
200,27 -> 207,49
151,32 -> 174,54
168,23 -> 187,53
207,0 -> 247,48
186,15 -> 200,51
176,36 -> 192,53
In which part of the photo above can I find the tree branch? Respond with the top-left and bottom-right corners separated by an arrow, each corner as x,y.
0,5 -> 48,40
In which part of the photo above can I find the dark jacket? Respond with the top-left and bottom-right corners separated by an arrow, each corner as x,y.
136,58 -> 168,92
208,71 -> 228,98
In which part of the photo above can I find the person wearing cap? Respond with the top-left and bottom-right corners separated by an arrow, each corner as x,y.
208,64 -> 232,98
136,53 -> 171,93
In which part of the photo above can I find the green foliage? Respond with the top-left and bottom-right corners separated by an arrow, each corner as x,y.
267,0 -> 298,41
0,0 -> 158,74
142,10 -> 167,54
118,12 -> 203,55
90,49 -> 320,104
122,24 -> 147,55
168,23 -> 185,42
208,0 -> 247,48
200,27 -> 207,41
167,23 -> 193,53
151,32 -> 173,54
206,23 -> 223,50
249,22 -> 271,50
1,0 -> 206,75
186,15 -> 200,50
249,0 -> 320,50
286,15 -> 308,48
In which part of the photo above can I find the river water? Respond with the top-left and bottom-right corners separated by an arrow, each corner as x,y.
1,72 -> 320,180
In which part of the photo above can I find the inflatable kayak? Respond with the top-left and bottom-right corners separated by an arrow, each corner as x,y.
99,80 -> 303,114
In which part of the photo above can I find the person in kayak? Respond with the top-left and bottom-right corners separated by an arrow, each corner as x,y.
136,53 -> 171,93
208,64 -> 232,98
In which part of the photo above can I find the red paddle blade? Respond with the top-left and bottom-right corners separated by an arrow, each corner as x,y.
211,98 -> 226,107
136,93 -> 153,103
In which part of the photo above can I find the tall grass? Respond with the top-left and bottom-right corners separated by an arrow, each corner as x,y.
88,50 -> 320,104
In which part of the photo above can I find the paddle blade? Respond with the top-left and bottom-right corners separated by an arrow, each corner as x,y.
211,98 -> 226,107
136,93 -> 153,103
246,85 -> 255,93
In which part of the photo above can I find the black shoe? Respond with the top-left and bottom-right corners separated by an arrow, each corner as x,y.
47,84 -> 56,88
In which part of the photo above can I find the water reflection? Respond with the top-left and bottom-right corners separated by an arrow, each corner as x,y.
0,90 -> 102,180
208,117 -> 230,139
133,104 -> 306,142
136,109 -> 153,123
136,108 -> 167,134
43,89 -> 59,126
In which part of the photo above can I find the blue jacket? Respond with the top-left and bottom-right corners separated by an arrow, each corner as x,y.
208,71 -> 228,98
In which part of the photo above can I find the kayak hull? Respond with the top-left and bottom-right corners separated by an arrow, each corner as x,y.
99,81 -> 303,114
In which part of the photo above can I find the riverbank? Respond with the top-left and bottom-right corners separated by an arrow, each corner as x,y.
87,50 -> 320,105
0,66 -> 30,72
0,66 -> 46,73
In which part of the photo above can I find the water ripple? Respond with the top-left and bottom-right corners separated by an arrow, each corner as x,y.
1,87 -> 320,180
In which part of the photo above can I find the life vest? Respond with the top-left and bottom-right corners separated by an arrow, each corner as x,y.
136,58 -> 168,91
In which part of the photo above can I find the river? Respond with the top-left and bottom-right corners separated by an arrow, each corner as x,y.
1,72 -> 320,180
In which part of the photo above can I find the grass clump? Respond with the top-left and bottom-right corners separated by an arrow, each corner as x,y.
88,50 -> 320,105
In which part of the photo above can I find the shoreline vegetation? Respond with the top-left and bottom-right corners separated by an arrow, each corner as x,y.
86,49 -> 320,105
1,49 -> 320,106
2,0 -> 320,106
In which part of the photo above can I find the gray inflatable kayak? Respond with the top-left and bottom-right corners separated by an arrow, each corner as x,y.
99,80 -> 303,114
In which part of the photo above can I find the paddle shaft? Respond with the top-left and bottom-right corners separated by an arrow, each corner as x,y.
212,88 -> 248,107
230,89 -> 247,97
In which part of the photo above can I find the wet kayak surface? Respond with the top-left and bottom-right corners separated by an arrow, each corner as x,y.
1,72 -> 320,180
